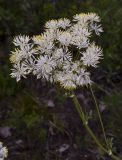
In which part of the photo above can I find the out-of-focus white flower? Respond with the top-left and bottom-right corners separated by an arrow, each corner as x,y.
13,35 -> 30,46
57,18 -> 71,29
81,43 -> 102,67
57,31 -> 72,46
0,142 -> 8,160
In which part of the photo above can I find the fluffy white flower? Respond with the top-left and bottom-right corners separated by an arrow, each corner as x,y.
10,63 -> 31,81
33,35 -> 54,54
71,24 -> 91,37
10,49 -> 23,64
71,35 -> 89,49
76,69 -> 91,86
0,142 -> 8,160
73,13 -> 89,23
13,35 -> 30,46
43,30 -> 56,41
23,57 -> 36,72
37,41 -> 54,54
57,18 -> 71,29
57,31 -> 72,46
34,30 -> 56,44
20,44 -> 37,60
33,35 -> 44,45
53,48 -> 72,64
81,43 -> 102,67
90,23 -> 103,35
33,55 -> 56,80
45,20 -> 58,30
61,63 -> 91,88
10,44 -> 37,64
56,71 -> 77,90
87,13 -> 100,22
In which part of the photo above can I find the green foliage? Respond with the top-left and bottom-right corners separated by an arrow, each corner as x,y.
8,91 -> 50,130
0,0 -> 81,35
0,61 -> 23,99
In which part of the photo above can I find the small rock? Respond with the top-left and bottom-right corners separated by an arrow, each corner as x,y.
0,127 -> 11,138
47,100 -> 55,107
57,144 -> 69,153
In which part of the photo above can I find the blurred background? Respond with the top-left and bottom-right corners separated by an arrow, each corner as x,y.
0,0 -> 122,159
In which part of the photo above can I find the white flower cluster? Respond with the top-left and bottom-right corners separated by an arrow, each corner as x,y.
10,13 -> 103,90
0,142 -> 8,160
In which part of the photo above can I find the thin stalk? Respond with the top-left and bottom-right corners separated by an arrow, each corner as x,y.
72,94 -> 120,160
89,84 -> 108,148
72,94 -> 107,152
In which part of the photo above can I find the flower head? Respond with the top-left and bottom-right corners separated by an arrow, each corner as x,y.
45,20 -> 58,30
33,55 -> 56,80
10,63 -> 31,82
81,43 -> 102,67
57,31 -> 72,46
57,18 -> 71,29
10,12 -> 103,90
13,35 -> 30,47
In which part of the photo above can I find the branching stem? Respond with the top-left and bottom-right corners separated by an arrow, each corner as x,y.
72,94 -> 120,160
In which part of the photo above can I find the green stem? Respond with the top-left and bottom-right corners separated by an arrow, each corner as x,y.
89,85 -> 108,148
72,94 -> 120,160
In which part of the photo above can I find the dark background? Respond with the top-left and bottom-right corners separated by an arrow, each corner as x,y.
0,0 -> 122,159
